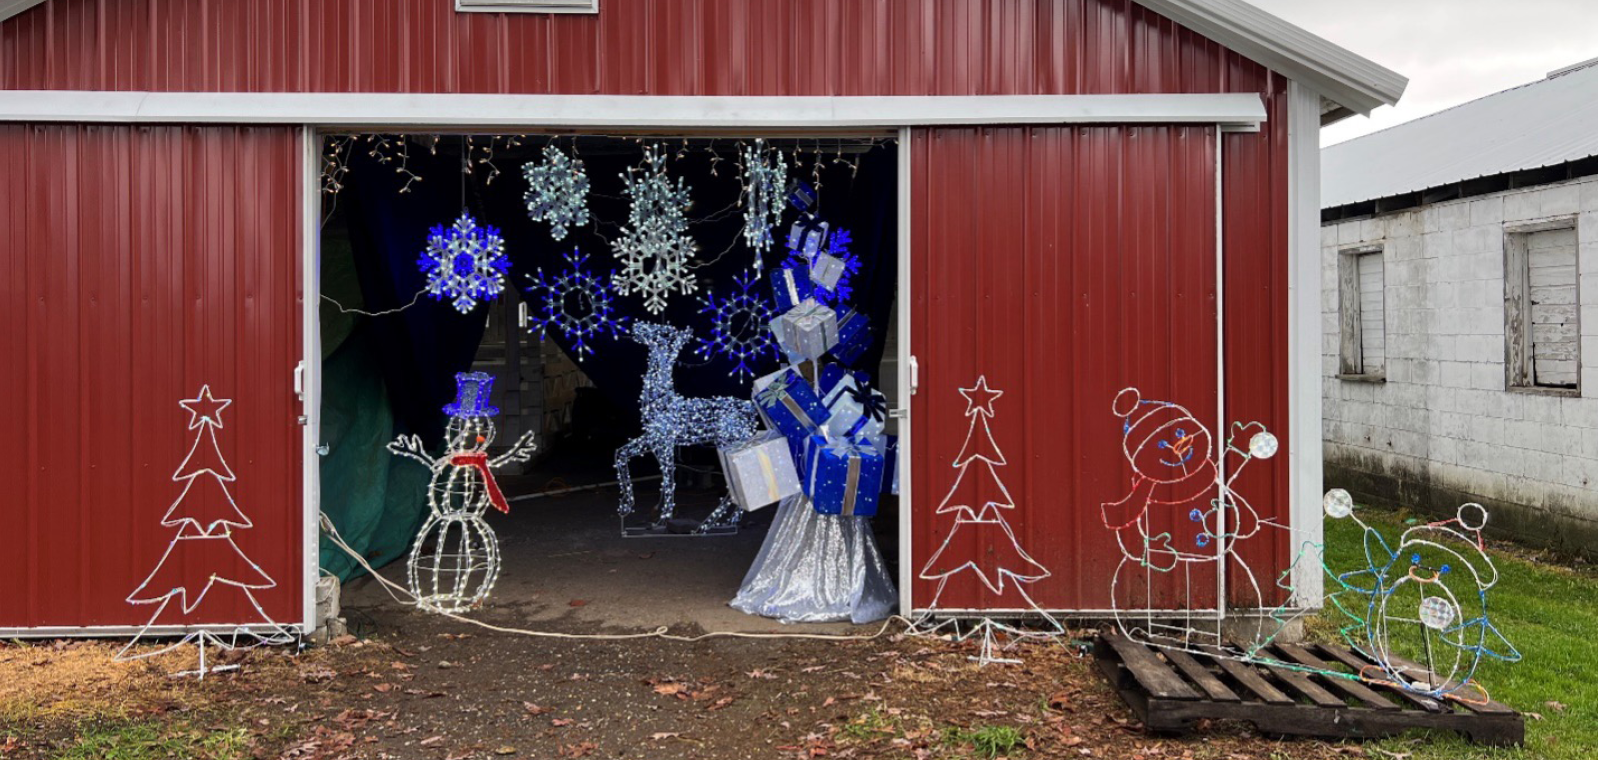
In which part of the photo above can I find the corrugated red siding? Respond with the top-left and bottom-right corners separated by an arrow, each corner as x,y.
0,125 -> 303,629
8,0 -> 1270,98
0,0 -> 1293,615
909,79 -> 1290,612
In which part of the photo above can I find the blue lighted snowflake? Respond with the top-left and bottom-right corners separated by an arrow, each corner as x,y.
525,249 -> 628,361
523,144 -> 591,241
784,227 -> 861,307
695,269 -> 781,380
419,212 -> 511,314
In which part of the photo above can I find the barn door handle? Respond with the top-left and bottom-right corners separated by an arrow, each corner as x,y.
294,361 -> 305,399
907,355 -> 919,396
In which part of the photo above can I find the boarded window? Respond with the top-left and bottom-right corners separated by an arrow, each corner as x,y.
1338,247 -> 1386,377
1506,224 -> 1581,390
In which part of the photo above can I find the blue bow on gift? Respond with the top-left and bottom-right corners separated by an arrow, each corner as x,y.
847,384 -> 888,424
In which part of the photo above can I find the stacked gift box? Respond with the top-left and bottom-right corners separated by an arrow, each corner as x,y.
717,184 -> 897,517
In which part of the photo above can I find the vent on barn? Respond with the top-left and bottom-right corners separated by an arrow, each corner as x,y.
1506,222 -> 1580,391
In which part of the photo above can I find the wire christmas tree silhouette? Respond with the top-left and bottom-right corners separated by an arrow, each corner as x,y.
917,376 -> 1059,665
117,385 -> 293,678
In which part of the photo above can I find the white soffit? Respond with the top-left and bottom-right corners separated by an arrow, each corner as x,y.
0,91 -> 1268,129
1135,0 -> 1406,117
1323,61 -> 1598,209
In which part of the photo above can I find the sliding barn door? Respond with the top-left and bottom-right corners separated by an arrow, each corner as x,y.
0,124 -> 306,634
908,125 -> 1222,613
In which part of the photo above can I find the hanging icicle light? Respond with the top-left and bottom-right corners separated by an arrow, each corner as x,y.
739,139 -> 789,268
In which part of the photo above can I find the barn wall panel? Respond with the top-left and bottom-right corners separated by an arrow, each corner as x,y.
7,0 -> 1276,99
910,124 -> 1240,612
0,124 -> 303,630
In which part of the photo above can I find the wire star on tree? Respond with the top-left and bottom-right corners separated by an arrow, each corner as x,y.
739,139 -> 788,267
522,144 -> 591,241
418,212 -> 511,314
694,268 -> 781,380
525,248 -> 628,361
611,145 -> 698,314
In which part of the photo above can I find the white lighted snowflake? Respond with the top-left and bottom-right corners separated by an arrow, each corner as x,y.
611,145 -> 698,314
418,212 -> 511,314
739,139 -> 788,266
523,144 -> 591,241
525,249 -> 628,361
695,269 -> 780,380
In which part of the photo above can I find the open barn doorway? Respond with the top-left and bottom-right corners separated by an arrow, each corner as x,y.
315,132 -> 903,632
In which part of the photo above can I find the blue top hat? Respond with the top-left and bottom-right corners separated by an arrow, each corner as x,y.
443,372 -> 500,418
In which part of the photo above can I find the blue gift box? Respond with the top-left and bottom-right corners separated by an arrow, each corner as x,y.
817,364 -> 887,441
787,179 -> 818,211
786,215 -> 829,260
752,367 -> 829,440
803,434 -> 886,517
771,264 -> 815,312
879,435 -> 899,495
828,308 -> 872,365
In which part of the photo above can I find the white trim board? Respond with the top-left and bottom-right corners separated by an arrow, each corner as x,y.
1286,81 -> 1325,608
1136,0 -> 1405,117
0,91 -> 1268,129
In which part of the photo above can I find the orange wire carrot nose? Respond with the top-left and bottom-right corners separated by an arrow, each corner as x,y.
476,435 -> 486,443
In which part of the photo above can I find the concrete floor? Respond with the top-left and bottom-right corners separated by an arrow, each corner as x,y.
344,450 -> 892,634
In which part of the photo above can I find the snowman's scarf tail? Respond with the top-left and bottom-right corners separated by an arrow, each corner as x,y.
449,452 -> 511,514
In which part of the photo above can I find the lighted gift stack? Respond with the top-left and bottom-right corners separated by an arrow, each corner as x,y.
718,182 -> 897,520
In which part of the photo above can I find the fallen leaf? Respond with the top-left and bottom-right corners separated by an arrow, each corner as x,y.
1547,701 -> 1567,713
636,552 -> 655,560
707,696 -> 735,711
495,747 -> 517,756
649,733 -> 680,741
330,634 -> 359,646
568,599 -> 589,607
552,718 -> 574,727
524,702 -> 553,715
420,735 -> 445,747
653,682 -> 689,697
1047,690 -> 1074,711
372,683 -> 394,693
559,741 -> 598,758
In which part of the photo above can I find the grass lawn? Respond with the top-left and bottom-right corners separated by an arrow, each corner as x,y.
1318,506 -> 1598,760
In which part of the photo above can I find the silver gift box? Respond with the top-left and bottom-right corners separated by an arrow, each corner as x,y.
770,299 -> 839,361
810,252 -> 846,290
718,431 -> 802,511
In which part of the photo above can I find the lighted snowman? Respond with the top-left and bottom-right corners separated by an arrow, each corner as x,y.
1101,388 -> 1277,643
388,372 -> 537,613
1322,490 -> 1520,703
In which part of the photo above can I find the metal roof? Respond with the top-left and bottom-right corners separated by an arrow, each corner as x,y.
1323,59 -> 1598,209
0,0 -> 1406,117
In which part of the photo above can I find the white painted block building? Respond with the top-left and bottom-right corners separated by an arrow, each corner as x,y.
1321,59 -> 1598,553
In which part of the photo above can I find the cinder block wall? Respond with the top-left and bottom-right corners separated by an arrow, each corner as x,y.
1321,176 -> 1598,556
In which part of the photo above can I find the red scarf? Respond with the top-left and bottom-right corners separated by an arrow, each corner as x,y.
449,452 -> 510,514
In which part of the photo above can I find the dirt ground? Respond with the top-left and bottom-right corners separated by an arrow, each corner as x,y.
0,615 -> 1367,760
3,467 -> 1363,759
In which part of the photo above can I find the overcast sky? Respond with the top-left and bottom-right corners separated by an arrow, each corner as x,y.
1244,0 -> 1598,145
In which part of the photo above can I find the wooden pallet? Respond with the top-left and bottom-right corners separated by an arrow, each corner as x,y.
1094,631 -> 1523,746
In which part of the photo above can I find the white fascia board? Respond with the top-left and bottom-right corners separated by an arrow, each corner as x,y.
0,0 -> 47,23
1135,0 -> 1406,116
0,91 -> 1268,129
1286,81 -> 1325,609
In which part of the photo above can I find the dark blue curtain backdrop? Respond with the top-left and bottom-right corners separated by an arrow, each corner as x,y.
336,137 -> 898,447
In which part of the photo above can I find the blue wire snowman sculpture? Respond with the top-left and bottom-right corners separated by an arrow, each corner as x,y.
388,373 -> 537,613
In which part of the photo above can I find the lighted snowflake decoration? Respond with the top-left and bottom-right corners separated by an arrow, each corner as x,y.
418,212 -> 511,313
522,144 -> 591,241
695,269 -> 781,380
525,249 -> 628,361
784,227 -> 861,307
739,139 -> 788,266
611,145 -> 699,314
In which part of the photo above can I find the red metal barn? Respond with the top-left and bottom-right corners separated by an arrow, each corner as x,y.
0,0 -> 1403,635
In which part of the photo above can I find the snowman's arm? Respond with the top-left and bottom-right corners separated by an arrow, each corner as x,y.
386,434 -> 436,468
492,431 -> 539,468
1220,421 -> 1269,489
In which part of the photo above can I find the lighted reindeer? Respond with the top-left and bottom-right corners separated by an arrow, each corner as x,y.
616,322 -> 760,530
